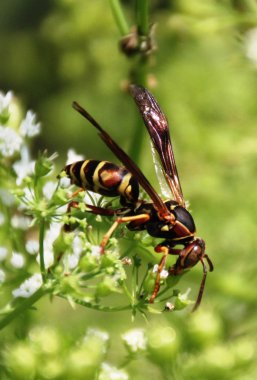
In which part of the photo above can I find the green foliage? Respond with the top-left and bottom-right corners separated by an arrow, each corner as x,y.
0,1 -> 257,379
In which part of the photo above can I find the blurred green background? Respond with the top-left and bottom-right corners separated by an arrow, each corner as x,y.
1,1 -> 257,379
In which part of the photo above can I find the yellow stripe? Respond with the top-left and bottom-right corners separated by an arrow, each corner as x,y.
118,172 -> 132,199
93,161 -> 107,192
80,160 -> 90,188
70,162 -> 79,184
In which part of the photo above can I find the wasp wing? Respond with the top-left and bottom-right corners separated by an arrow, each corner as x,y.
72,101 -> 169,217
130,85 -> 186,208
150,141 -> 173,199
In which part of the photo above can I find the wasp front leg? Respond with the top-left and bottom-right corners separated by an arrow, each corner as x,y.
100,213 -> 150,254
167,239 -> 214,311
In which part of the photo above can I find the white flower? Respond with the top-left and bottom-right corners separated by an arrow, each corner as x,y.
26,240 -> 39,255
66,253 -> 79,269
0,188 -> 15,206
83,190 -> 101,205
152,264 -> 169,279
37,249 -> 54,269
0,91 -> 13,114
20,110 -> 41,137
13,145 -> 35,185
0,269 -> 6,283
0,212 -> 5,226
245,28 -> 257,64
10,252 -> 25,268
12,273 -> 42,298
43,181 -> 57,200
66,148 -> 84,165
178,288 -> 191,302
99,363 -> 128,380
36,223 -> 61,269
59,176 -> 71,188
90,245 -> 102,258
0,126 -> 22,157
122,328 -> 147,353
0,247 -> 8,261
73,235 -> 83,256
11,214 -> 31,230
64,235 -> 84,269
84,328 -> 109,344
17,186 -> 35,211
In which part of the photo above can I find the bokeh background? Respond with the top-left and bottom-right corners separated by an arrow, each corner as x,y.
0,1 -> 257,379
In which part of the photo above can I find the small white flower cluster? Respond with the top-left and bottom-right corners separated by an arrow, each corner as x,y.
66,148 -> 85,164
99,363 -> 128,380
0,91 -> 12,114
0,126 -> 22,157
10,252 -> 25,269
11,214 -> 31,230
26,240 -> 39,255
0,90 -> 40,186
84,328 -> 109,345
65,235 -> 84,270
13,146 -> 35,186
36,222 -> 62,269
152,264 -> 169,279
20,110 -> 41,137
122,328 -> 147,353
12,273 -> 43,298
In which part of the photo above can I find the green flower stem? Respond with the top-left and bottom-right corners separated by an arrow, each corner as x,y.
122,283 -> 134,304
59,294 -> 131,312
0,287 -> 49,331
131,259 -> 139,304
128,108 -> 146,163
135,0 -> 149,36
109,0 -> 130,35
128,1 -> 150,161
39,218 -> 46,282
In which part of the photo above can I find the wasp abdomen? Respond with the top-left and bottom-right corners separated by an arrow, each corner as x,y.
65,160 -> 139,203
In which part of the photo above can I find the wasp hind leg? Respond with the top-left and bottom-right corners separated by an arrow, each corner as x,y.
64,188 -> 122,231
149,245 -> 170,303
65,194 -> 150,254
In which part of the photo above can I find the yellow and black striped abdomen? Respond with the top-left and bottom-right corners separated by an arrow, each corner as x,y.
65,160 -> 139,204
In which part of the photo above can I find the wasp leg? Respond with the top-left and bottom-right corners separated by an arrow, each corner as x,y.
65,189 -> 124,231
149,245 -> 169,303
100,214 -> 150,253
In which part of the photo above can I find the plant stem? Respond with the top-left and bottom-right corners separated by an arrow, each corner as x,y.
0,287 -> 49,331
59,294 -> 131,312
127,1 -> 150,162
135,0 -> 149,35
109,0 -> 130,35
39,218 -> 46,282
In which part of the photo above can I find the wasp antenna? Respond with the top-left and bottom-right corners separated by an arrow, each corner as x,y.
205,254 -> 214,272
192,258 -> 207,312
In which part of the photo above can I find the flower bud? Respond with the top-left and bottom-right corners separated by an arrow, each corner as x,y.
147,325 -> 180,365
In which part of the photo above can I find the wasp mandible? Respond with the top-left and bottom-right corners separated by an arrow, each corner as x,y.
64,85 -> 214,311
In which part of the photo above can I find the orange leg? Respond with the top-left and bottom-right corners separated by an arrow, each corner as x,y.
100,213 -> 150,253
149,246 -> 169,303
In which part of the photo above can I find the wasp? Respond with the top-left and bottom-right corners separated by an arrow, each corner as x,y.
64,85 -> 214,311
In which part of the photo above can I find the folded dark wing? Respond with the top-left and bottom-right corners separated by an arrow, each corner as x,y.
72,101 -> 169,216
130,85 -> 185,208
